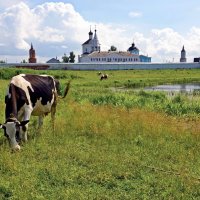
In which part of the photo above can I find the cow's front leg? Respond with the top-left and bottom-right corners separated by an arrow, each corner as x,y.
20,124 -> 29,142
20,108 -> 32,142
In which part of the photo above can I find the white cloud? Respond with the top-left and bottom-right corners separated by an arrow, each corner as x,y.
0,2 -> 38,50
0,2 -> 89,61
0,0 -> 27,9
0,2 -> 199,63
129,11 -> 142,18
61,45 -> 68,49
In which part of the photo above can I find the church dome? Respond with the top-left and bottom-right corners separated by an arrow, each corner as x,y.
89,30 -> 93,35
128,42 -> 139,55
128,43 -> 139,51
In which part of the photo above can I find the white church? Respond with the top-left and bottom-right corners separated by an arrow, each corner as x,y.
78,28 -> 151,63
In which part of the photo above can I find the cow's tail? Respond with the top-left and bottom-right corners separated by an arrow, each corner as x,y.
62,81 -> 71,99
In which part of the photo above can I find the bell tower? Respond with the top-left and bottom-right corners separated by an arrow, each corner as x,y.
29,43 -> 37,63
180,45 -> 186,62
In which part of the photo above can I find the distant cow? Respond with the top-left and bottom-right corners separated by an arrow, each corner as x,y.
99,73 -> 108,80
0,74 -> 70,151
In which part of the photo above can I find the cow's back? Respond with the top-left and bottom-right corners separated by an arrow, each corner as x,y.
21,74 -> 56,107
6,74 -> 58,118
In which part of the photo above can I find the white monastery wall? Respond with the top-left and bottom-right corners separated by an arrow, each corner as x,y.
0,62 -> 200,70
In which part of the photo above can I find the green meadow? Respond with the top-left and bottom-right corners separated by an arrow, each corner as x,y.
0,68 -> 200,199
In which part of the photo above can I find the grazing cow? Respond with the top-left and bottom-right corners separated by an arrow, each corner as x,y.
0,74 -> 70,151
99,73 -> 108,80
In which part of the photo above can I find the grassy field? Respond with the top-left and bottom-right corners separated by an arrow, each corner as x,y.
0,68 -> 200,199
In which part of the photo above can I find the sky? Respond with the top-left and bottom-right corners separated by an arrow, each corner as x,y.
0,0 -> 200,63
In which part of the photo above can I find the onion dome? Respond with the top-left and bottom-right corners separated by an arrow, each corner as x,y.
128,43 -> 139,51
89,30 -> 93,35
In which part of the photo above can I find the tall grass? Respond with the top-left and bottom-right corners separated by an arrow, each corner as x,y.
0,100 -> 200,199
72,88 -> 200,117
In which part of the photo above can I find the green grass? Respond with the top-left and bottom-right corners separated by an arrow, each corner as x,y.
0,68 -> 200,199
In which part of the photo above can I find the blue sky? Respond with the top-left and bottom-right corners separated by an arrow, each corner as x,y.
28,0 -> 200,32
0,0 -> 200,62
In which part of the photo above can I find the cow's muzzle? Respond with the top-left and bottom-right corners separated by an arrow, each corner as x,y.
12,144 -> 21,151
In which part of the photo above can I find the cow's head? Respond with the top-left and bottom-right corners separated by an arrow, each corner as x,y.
0,117 -> 29,151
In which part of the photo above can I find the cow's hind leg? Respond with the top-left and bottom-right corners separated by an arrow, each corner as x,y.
51,104 -> 56,131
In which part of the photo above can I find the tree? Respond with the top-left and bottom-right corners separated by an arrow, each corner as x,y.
21,59 -> 27,63
62,53 -> 69,63
69,51 -> 75,63
109,45 -> 117,51
0,60 -> 6,63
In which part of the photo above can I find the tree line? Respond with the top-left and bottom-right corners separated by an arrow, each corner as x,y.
62,52 -> 75,63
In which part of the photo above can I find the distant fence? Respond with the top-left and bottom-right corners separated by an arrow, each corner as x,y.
0,62 -> 200,70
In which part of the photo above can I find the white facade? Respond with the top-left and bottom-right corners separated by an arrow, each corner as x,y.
82,29 -> 100,55
79,51 -> 140,63
79,28 -> 151,63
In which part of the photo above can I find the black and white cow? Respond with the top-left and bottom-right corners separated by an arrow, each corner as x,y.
0,74 -> 70,151
98,72 -> 108,80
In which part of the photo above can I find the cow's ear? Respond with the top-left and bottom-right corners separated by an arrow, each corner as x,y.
19,120 -> 29,126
